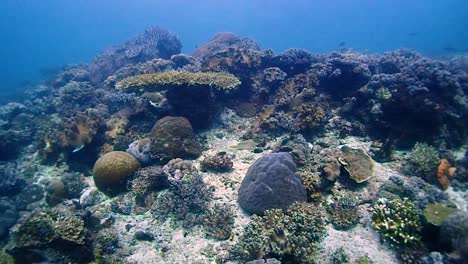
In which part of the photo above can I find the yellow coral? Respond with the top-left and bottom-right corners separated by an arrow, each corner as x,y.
116,71 -> 241,92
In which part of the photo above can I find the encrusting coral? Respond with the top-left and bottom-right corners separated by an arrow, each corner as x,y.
116,71 -> 241,92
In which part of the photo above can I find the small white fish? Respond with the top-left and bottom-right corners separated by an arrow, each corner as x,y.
72,144 -> 85,153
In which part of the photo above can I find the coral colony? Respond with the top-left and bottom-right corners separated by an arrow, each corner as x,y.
0,27 -> 466,263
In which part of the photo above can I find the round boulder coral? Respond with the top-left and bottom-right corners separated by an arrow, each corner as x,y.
149,116 -> 202,162
93,151 -> 141,195
238,152 -> 307,215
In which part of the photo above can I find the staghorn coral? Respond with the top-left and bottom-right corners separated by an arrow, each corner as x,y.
231,202 -> 327,263
371,198 -> 422,248
116,71 -> 241,92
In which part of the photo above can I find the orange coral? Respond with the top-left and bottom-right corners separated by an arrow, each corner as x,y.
437,159 -> 456,190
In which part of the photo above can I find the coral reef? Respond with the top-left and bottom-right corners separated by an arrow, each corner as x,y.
200,152 -> 234,172
422,203 -> 457,226
436,158 -> 456,189
327,196 -> 359,230
131,166 -> 168,198
409,142 -> 440,176
148,116 -> 202,162
232,202 -> 327,263
0,198 -> 18,240
93,151 -> 141,195
371,198 -> 422,248
238,152 -> 307,215
9,207 -> 92,263
338,146 -> 376,183
116,71 -> 241,92
152,159 -> 214,227
0,26 -> 466,264
203,203 -> 235,240
88,26 -> 182,85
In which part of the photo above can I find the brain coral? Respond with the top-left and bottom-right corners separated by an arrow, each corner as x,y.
338,146 -> 376,183
116,71 -> 241,92
93,151 -> 141,195
238,152 -> 307,215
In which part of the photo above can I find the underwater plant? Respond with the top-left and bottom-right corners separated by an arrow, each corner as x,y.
371,198 -> 422,248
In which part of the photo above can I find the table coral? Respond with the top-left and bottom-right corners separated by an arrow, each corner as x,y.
116,71 -> 241,92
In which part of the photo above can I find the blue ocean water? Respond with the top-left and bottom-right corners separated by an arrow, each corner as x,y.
0,0 -> 467,98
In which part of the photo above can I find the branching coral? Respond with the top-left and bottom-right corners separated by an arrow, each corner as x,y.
152,159 -> 214,227
232,202 -> 327,263
116,71 -> 241,92
409,142 -> 439,176
371,198 -> 422,248
327,196 -> 359,230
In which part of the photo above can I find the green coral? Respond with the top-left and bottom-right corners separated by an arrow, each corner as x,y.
409,142 -> 439,175
423,203 -> 457,226
371,198 -> 422,248
232,202 -> 327,263
116,71 -> 241,92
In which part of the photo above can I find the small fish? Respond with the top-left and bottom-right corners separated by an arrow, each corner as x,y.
72,144 -> 85,153
408,32 -> 417,37
338,41 -> 347,47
